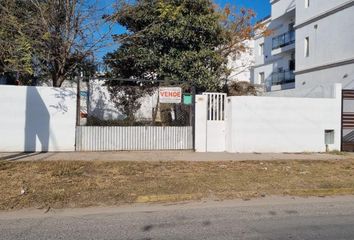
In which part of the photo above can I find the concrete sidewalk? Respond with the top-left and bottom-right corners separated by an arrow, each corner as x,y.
0,151 -> 352,162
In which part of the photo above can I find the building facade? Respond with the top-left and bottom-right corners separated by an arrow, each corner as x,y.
252,0 -> 354,94
227,40 -> 255,83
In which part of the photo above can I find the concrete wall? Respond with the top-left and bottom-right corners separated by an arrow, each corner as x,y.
294,3 -> 354,92
253,63 -> 273,86
227,40 -> 254,82
295,5 -> 354,72
196,84 -> 342,153
254,20 -> 271,67
265,83 -> 337,98
195,95 -> 208,152
295,0 -> 351,24
226,84 -> 342,153
296,64 -> 354,91
89,80 -> 158,121
89,80 -> 122,120
0,86 -> 77,152
271,0 -> 296,20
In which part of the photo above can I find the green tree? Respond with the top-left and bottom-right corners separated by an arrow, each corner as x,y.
103,0 -> 265,120
0,0 -> 109,86
104,0 -> 227,91
0,0 -> 36,76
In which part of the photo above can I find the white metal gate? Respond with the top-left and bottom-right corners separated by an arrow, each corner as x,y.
203,93 -> 227,152
76,126 -> 193,151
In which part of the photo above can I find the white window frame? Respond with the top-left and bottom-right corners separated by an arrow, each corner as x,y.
259,72 -> 265,84
304,37 -> 310,57
305,0 -> 310,8
258,43 -> 264,56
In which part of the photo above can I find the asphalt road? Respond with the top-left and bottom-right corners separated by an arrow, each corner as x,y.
1,196 -> 354,240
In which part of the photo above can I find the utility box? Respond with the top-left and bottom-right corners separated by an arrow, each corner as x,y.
325,130 -> 335,145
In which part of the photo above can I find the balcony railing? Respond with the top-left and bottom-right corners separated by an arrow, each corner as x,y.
271,70 -> 295,86
272,31 -> 295,50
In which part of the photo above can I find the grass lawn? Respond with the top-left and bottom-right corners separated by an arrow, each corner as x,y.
1,159 -> 354,210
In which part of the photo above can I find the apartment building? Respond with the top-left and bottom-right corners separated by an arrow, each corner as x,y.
252,0 -> 354,94
227,40 -> 255,83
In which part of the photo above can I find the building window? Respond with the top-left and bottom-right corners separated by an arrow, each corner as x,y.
289,58 -> 295,71
305,0 -> 310,8
259,72 -> 265,84
304,37 -> 310,57
259,43 -> 264,56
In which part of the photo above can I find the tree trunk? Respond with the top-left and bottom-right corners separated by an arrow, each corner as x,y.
52,73 -> 59,87
52,72 -> 65,87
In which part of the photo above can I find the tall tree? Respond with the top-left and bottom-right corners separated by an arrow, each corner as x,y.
105,0 -> 227,91
219,5 -> 270,83
0,0 -> 36,76
104,0 -> 265,91
0,0 -> 110,86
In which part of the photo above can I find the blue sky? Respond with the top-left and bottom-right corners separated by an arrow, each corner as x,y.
94,0 -> 270,61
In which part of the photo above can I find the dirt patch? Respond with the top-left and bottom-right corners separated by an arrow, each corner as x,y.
1,159 -> 354,210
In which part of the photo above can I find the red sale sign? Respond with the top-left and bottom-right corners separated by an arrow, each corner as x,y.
159,87 -> 182,103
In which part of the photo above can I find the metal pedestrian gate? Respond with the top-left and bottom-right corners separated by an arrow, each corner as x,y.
203,92 -> 227,152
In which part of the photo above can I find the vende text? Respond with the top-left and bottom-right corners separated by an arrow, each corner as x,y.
160,91 -> 181,98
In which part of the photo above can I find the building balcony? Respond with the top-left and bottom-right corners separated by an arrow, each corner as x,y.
272,31 -> 295,50
271,31 -> 295,56
271,70 -> 295,86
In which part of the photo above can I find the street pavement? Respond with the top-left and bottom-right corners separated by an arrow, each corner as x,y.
1,196 -> 354,239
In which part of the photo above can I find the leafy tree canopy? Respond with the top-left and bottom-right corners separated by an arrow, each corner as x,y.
0,0 -> 36,76
104,0 -> 267,92
105,0 -> 232,91
0,0 -> 106,86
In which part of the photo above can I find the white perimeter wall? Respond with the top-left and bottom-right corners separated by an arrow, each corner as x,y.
225,84 -> 342,153
89,80 -> 158,121
0,86 -> 77,152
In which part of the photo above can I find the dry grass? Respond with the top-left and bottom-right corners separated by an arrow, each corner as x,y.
1,159 -> 354,210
